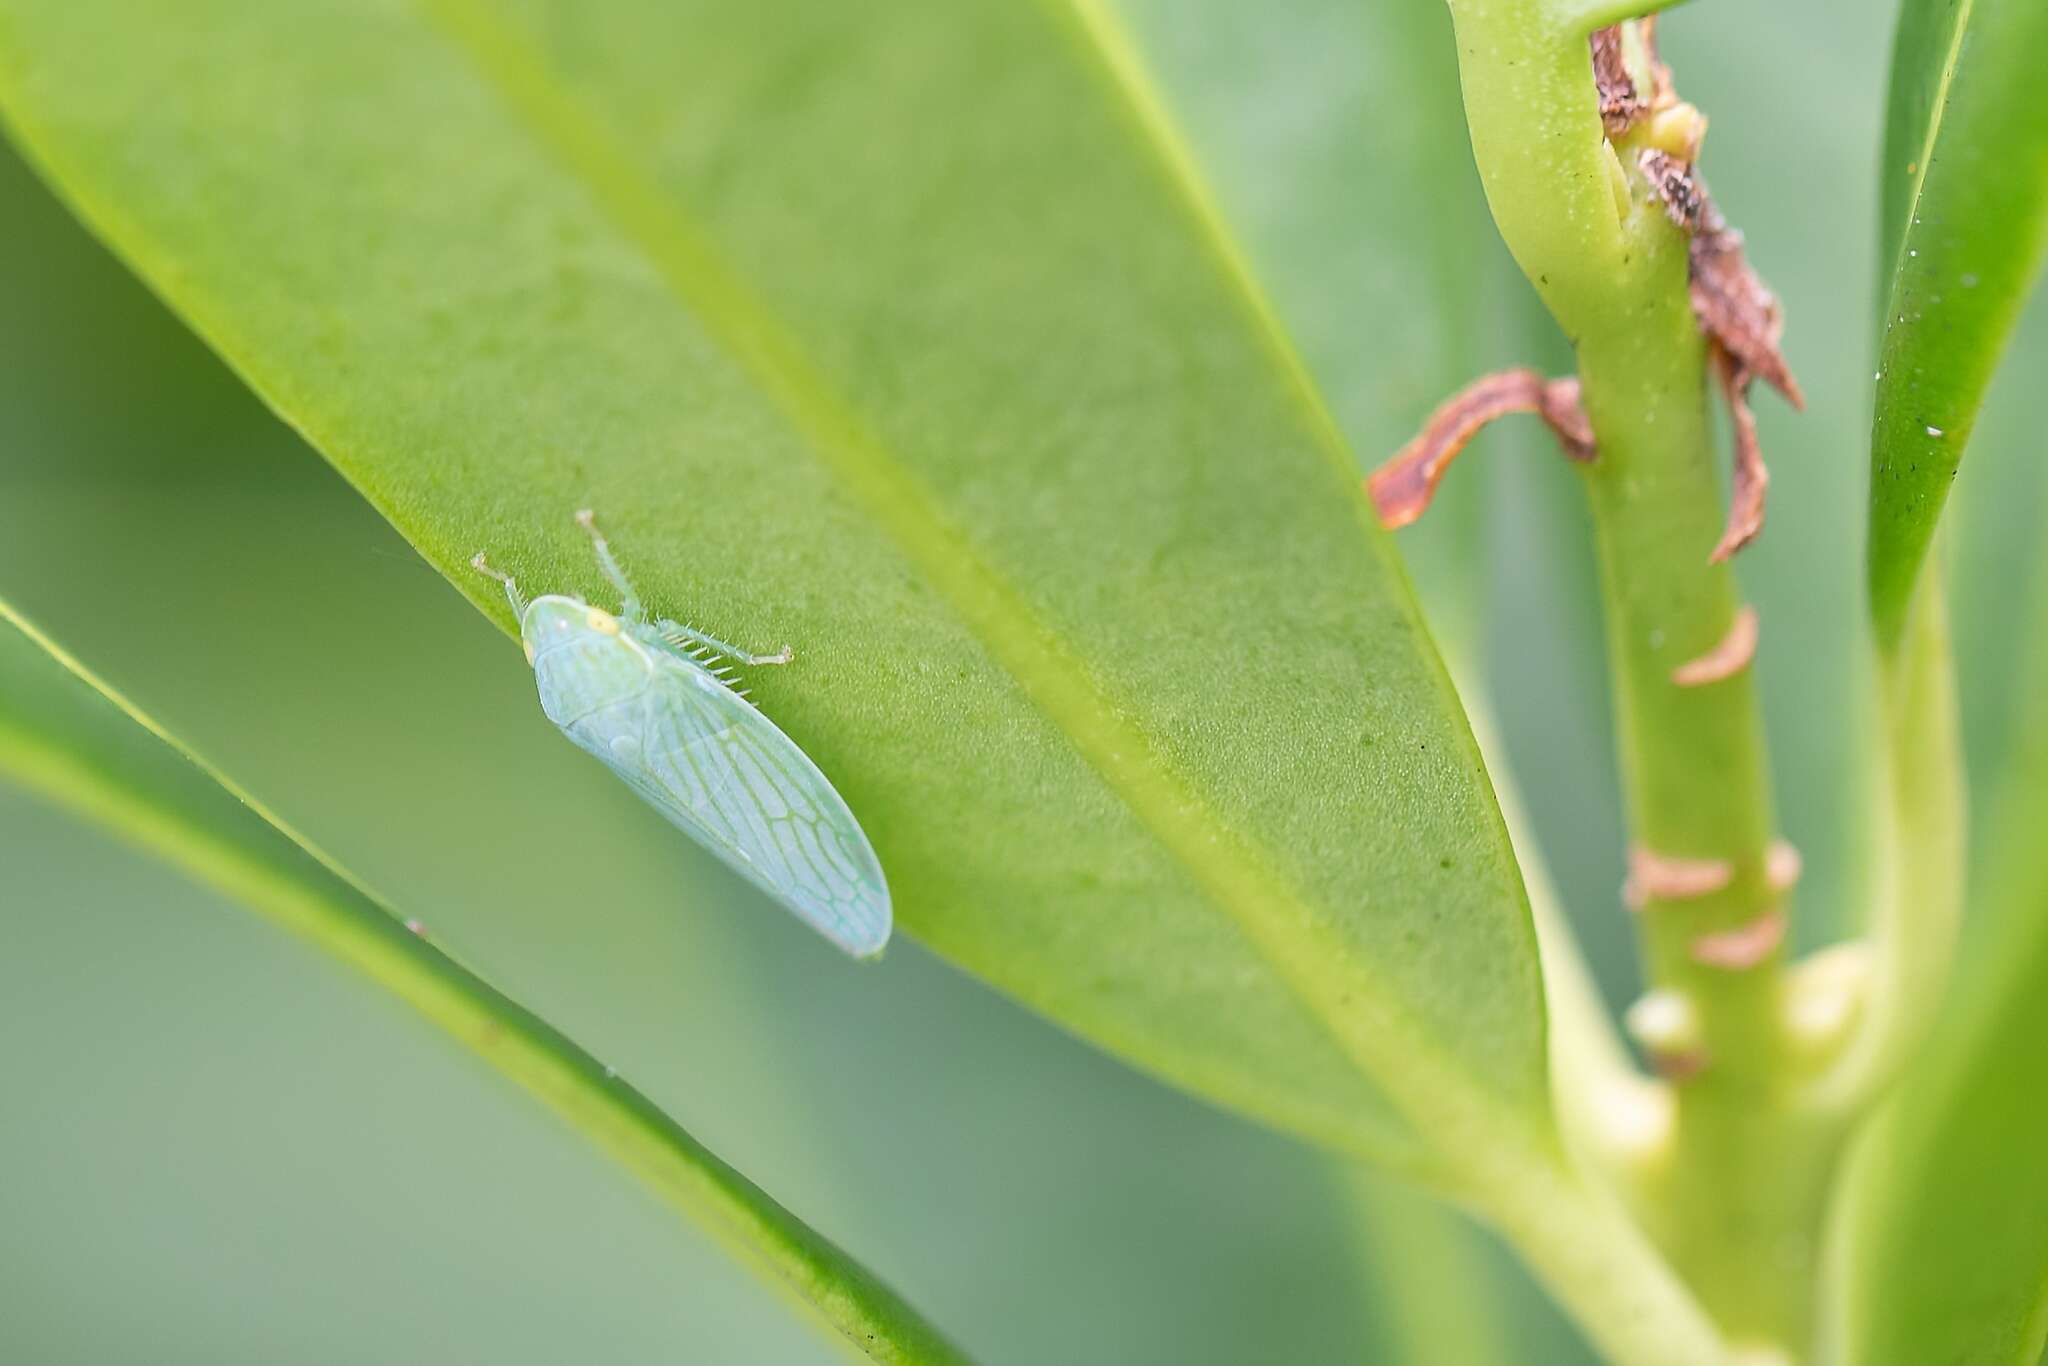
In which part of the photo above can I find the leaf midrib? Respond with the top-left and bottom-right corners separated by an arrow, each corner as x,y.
1052,0 -> 1380,501
412,0 -> 1526,1157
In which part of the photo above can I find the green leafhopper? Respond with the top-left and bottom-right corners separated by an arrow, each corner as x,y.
473,511 -> 890,958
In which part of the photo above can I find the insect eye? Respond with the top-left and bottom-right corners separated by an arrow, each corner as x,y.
585,608 -> 620,635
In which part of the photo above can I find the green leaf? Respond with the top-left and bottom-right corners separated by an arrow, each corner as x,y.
1822,4 -> 2048,1360
0,600 -> 968,1365
0,125 -> 1403,1360
1109,0 -> 1498,588
1866,0 -> 2048,645
0,0 -> 1547,1168
1824,583 -> 2048,1366
1109,4 -> 1627,1349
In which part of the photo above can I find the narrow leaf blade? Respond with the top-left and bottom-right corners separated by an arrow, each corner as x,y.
1827,585 -> 2048,1365
0,600 -> 969,1366
1827,4 -> 2048,1360
1867,0 -> 2048,643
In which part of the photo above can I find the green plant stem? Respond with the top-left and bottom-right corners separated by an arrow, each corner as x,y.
1576,268 -> 1816,1357
1442,1 -> 1823,1350
0,601 -> 970,1366
1458,1144 -> 1725,1366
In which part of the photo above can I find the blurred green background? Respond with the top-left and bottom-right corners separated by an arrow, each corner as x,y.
3,1 -> 2044,1361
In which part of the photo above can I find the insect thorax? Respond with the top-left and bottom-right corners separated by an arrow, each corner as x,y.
523,595 -> 654,727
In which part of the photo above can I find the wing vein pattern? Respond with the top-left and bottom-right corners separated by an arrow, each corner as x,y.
552,644 -> 889,956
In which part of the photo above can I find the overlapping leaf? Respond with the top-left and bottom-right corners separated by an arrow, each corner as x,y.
1827,1 -> 2048,1360
0,601 -> 966,1366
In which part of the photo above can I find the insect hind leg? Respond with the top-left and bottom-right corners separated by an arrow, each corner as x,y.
574,508 -> 644,620
653,618 -> 793,668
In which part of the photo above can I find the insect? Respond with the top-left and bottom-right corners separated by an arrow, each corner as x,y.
472,510 -> 891,959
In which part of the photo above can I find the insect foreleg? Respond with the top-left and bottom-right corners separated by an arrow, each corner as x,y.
574,508 -> 644,620
654,618 -> 794,667
570,509 -> 792,665
470,552 -> 529,617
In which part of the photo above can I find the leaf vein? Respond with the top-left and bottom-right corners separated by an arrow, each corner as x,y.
412,0 -> 1515,1160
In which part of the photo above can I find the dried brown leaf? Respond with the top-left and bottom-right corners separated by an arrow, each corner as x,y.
1710,347 -> 1769,563
1690,222 -> 1803,408
1639,16 -> 1676,113
1536,377 -> 1596,459
1591,25 -> 1646,137
1654,1050 -> 1710,1083
1671,604 -> 1759,686
1690,911 -> 1787,970
1592,20 -> 1677,139
1624,847 -> 1735,908
1367,369 -> 1593,529
1638,147 -> 1707,230
1639,151 -> 1803,409
1639,147 -> 1797,564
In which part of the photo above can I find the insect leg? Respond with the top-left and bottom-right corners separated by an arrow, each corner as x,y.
655,618 -> 794,667
574,508 -> 644,620
470,552 -> 529,616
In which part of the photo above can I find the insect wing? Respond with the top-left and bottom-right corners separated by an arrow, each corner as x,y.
557,653 -> 891,957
